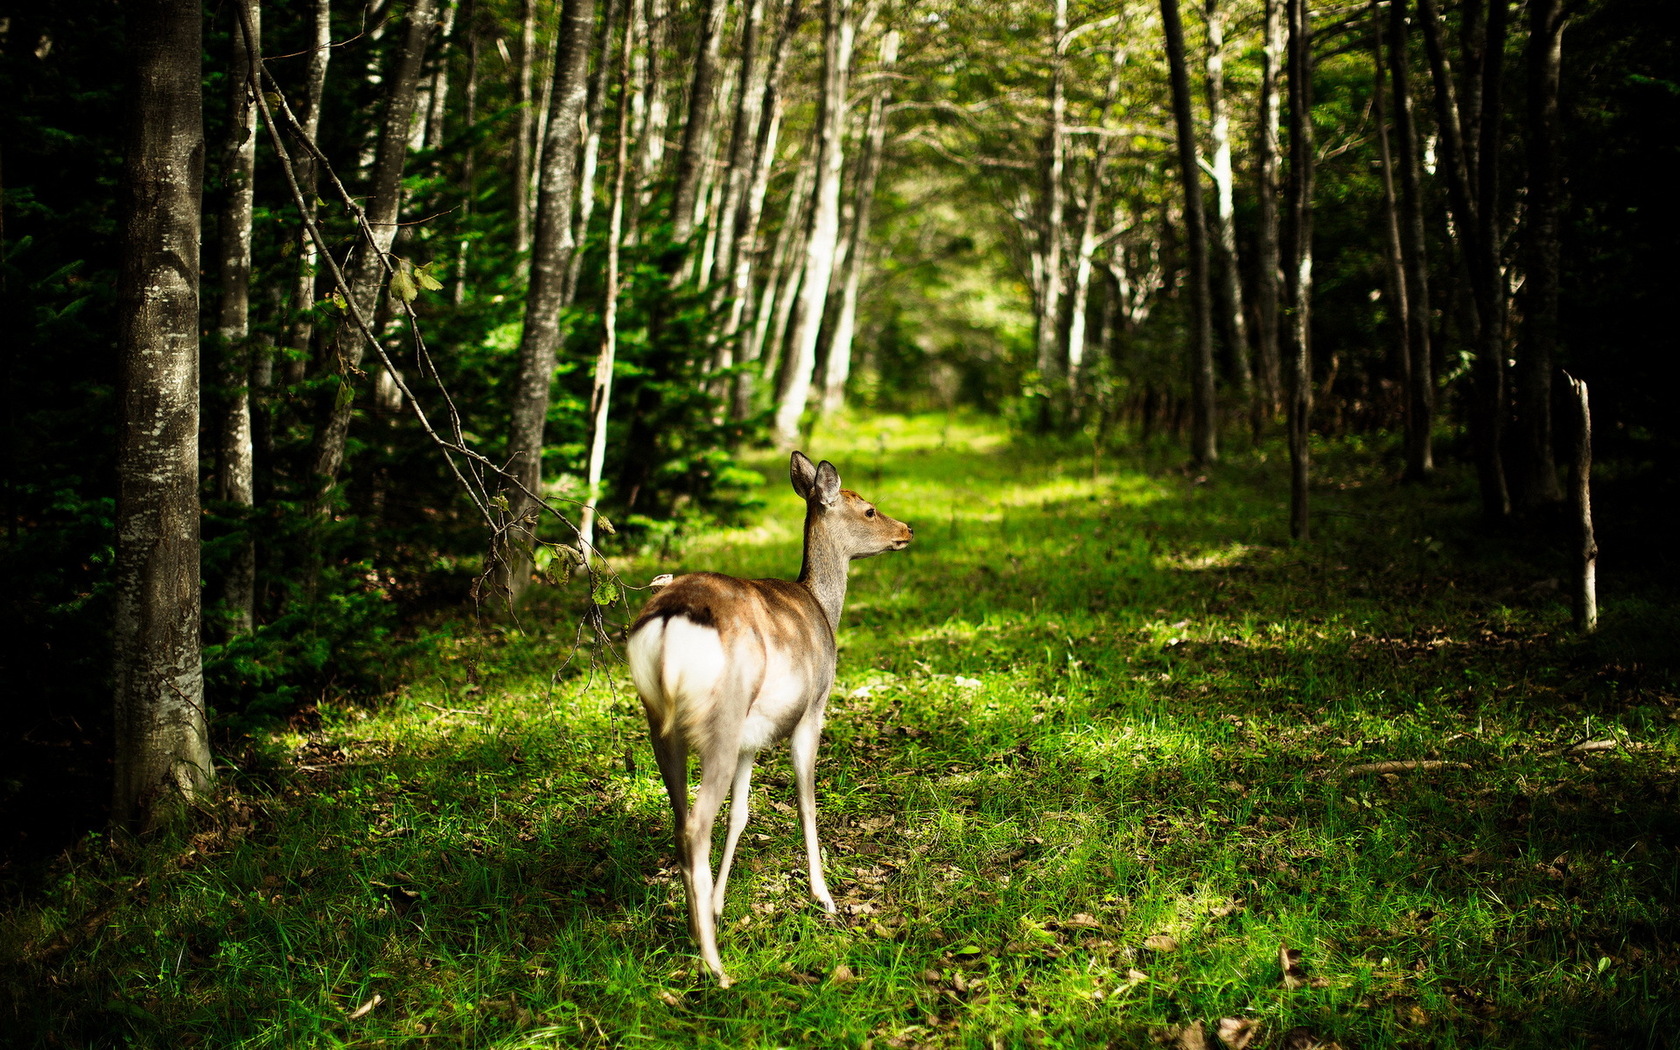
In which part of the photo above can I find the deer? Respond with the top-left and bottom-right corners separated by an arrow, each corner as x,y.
626,451 -> 913,985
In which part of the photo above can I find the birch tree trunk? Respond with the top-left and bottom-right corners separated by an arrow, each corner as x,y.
282,0 -> 332,388
564,0 -> 623,307
1565,373 -> 1597,632
744,145 -> 811,418
1035,0 -> 1069,391
580,8 -> 637,551
669,0 -> 729,245
307,0 -> 441,506
1064,43 -> 1123,398
708,0 -> 771,383
1253,0 -> 1284,417
113,0 -> 211,834
819,27 -> 899,417
215,0 -> 261,637
1283,0 -> 1314,539
1162,0 -> 1219,467
1203,0 -> 1253,407
492,0 -> 597,607
1516,0 -> 1566,509
513,0 -> 538,257
772,0 -> 854,446
1389,0 -> 1435,480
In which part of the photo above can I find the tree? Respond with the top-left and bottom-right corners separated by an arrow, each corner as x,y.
1283,0 -> 1313,540
773,0 -> 855,446
213,0 -> 261,637
493,0 -> 597,606
1388,0 -> 1435,482
1203,0 -> 1253,415
1515,0 -> 1566,510
112,0 -> 211,833
1253,0 -> 1285,416
1162,0 -> 1219,467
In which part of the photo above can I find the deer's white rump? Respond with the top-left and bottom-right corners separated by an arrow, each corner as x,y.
627,451 -> 912,986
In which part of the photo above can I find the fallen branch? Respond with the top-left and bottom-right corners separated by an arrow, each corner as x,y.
1538,738 -> 1619,758
1345,760 -> 1473,775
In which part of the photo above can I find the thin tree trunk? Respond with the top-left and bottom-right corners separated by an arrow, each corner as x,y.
1390,0 -> 1435,480
113,0 -> 211,834
216,0 -> 261,637
1162,0 -> 1219,467
1418,0 -> 1506,522
1516,0 -> 1565,509
307,0 -> 441,505
772,0 -> 854,446
1064,44 -> 1123,399
744,144 -> 810,418
708,0 -> 771,382
580,8 -> 637,551
492,0 -> 597,607
563,0 -> 622,307
630,0 -> 670,237
1565,372 -> 1596,632
1284,0 -> 1313,539
283,0 -> 332,388
723,0 -> 804,408
819,27 -> 898,417
1371,6 -> 1410,433
1203,0 -> 1253,406
514,0 -> 538,257
670,0 -> 729,245
454,0 -> 479,304
1254,0 -> 1284,417
1035,0 -> 1069,392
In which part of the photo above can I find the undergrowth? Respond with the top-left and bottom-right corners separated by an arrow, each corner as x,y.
3,414 -> 1676,1049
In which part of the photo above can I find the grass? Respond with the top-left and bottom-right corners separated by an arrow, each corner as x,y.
4,412 -> 1677,1049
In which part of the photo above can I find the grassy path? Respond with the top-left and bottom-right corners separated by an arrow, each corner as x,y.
5,415 -> 1676,1048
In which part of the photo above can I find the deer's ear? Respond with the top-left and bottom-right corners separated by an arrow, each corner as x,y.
814,460 -> 842,506
790,451 -> 818,499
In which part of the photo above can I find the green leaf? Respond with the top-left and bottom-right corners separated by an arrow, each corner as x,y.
389,268 -> 418,304
414,262 -> 445,291
591,579 -> 620,606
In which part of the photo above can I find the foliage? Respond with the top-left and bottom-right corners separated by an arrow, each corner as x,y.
3,416 -> 1674,1048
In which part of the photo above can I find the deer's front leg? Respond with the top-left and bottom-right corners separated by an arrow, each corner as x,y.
788,708 -> 836,913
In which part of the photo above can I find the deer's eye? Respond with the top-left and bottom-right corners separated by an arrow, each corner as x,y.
865,508 -> 876,518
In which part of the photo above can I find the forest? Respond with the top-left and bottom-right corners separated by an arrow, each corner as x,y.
1,0 -> 1677,1046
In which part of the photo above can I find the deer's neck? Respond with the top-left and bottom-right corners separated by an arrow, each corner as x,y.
797,516 -> 849,632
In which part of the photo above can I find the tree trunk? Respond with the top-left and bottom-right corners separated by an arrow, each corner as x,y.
1203,0 -> 1253,407
513,0 -> 538,257
1565,372 -> 1596,633
113,0 -> 211,834
580,7 -> 637,551
282,0 -> 333,388
1162,0 -> 1219,467
772,0 -> 853,446
215,0 -> 261,638
1253,0 -> 1284,418
722,0 -> 804,406
563,0 -> 623,308
818,27 -> 898,417
1389,0 -> 1435,481
1035,0 -> 1069,392
1064,44 -> 1123,400
1516,0 -> 1565,510
669,0 -> 729,245
1283,0 -> 1313,539
307,0 -> 441,505
708,0 -> 770,381
744,144 -> 810,418
630,0 -> 671,237
492,0 -> 597,607
1418,0 -> 1507,523
1371,7 -> 1410,435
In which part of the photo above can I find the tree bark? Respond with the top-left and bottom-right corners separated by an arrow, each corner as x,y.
1035,0 -> 1070,393
1283,0 -> 1313,539
492,0 -> 597,607
1389,0 -> 1435,481
819,27 -> 898,417
1565,372 -> 1596,632
215,0 -> 261,637
113,0 -> 211,834
307,0 -> 441,506
1203,0 -> 1253,408
1516,0 -> 1566,509
1253,0 -> 1284,418
772,0 -> 854,446
513,0 -> 538,257
282,0 -> 333,388
580,8 -> 637,551
669,0 -> 729,245
1162,0 -> 1219,467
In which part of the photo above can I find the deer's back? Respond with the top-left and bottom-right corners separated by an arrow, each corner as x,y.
628,573 -> 837,753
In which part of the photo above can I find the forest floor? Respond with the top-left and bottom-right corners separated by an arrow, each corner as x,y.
3,413 -> 1678,1049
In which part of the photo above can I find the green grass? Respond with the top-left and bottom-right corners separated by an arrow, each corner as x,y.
5,413 -> 1677,1048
